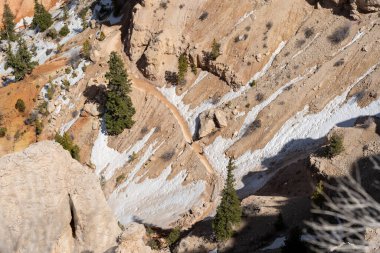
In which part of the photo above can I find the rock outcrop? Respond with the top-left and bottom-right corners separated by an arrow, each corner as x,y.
198,109 -> 228,138
115,223 -> 156,253
0,141 -> 121,253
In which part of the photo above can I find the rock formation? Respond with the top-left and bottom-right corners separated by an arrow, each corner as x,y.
0,141 -> 121,253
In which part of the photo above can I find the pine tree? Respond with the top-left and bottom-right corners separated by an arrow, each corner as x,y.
6,39 -> 37,81
1,4 -> 17,41
31,0 -> 53,32
104,52 -> 136,135
212,159 -> 242,241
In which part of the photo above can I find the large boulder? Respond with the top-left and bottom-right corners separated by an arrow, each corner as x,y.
198,109 -> 228,138
0,141 -> 121,253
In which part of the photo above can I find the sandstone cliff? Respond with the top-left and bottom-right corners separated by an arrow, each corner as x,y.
0,141 -> 121,253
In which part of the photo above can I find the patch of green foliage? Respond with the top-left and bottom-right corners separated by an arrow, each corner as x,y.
326,133 -> 344,158
31,0 -> 53,32
212,159 -> 242,241
210,39 -> 221,60
55,132 -> 80,161
0,127 -> 7,138
35,120 -> 43,135
5,39 -> 37,81
82,40 -> 91,60
79,7 -> 89,30
1,4 -> 17,41
46,28 -> 58,39
15,99 -> 26,113
104,52 -> 136,135
311,180 -> 325,207
166,227 -> 181,246
59,24 -> 70,37
177,53 -> 188,85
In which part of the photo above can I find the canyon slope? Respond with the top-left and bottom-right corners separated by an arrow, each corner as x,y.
0,0 -> 380,251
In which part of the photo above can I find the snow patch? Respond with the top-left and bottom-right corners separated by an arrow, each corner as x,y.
91,127 -> 156,180
108,163 -> 206,228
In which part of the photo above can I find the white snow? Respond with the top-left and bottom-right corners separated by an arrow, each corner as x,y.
59,113 -> 80,135
238,75 -> 306,138
234,11 -> 254,27
158,42 -> 287,136
108,163 -> 206,228
205,62 -> 380,194
91,127 -> 156,180
261,236 -> 286,250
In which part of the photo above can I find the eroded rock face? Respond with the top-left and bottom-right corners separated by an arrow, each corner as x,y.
0,141 -> 121,253
324,0 -> 380,11
115,223 -> 156,253
198,109 -> 228,138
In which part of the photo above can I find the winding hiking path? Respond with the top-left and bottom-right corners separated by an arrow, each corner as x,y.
131,77 -> 216,176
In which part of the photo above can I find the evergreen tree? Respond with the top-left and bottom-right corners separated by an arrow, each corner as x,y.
104,52 -> 135,135
6,39 -> 37,81
212,159 -> 242,241
32,0 -> 53,32
1,4 -> 17,41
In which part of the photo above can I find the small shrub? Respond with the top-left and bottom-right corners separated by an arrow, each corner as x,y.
62,79 -> 70,91
82,40 -> 91,60
266,21 -> 273,30
160,150 -> 175,161
129,152 -> 138,162
46,28 -> 58,39
326,133 -> 344,158
304,27 -> 315,39
179,4 -> 185,9
166,227 -> 181,246
328,25 -> 350,44
177,53 -> 188,85
15,99 -> 26,112
334,58 -> 345,67
160,1 -> 168,9
65,67 -> 72,74
199,11 -> 208,21
116,174 -> 126,185
79,7 -> 89,30
38,101 -> 49,116
98,31 -> 106,41
35,120 -> 43,135
59,24 -> 70,37
46,84 -> 56,100
165,71 -> 178,86
244,119 -> 262,136
55,133 -> 80,160
140,126 -> 148,134
256,92 -> 264,102
210,39 -> 221,60
249,80 -> 256,87
311,180 -> 325,206
14,130 -> 21,140
147,239 -> 160,250
0,127 -> 7,137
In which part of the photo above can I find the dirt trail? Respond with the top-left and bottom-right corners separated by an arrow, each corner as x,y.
132,78 -> 216,176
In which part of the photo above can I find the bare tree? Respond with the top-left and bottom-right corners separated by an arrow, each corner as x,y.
305,156 -> 380,253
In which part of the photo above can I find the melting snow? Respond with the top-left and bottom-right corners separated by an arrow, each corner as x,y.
91,127 -> 156,180
206,62 -> 380,193
108,162 -> 206,228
